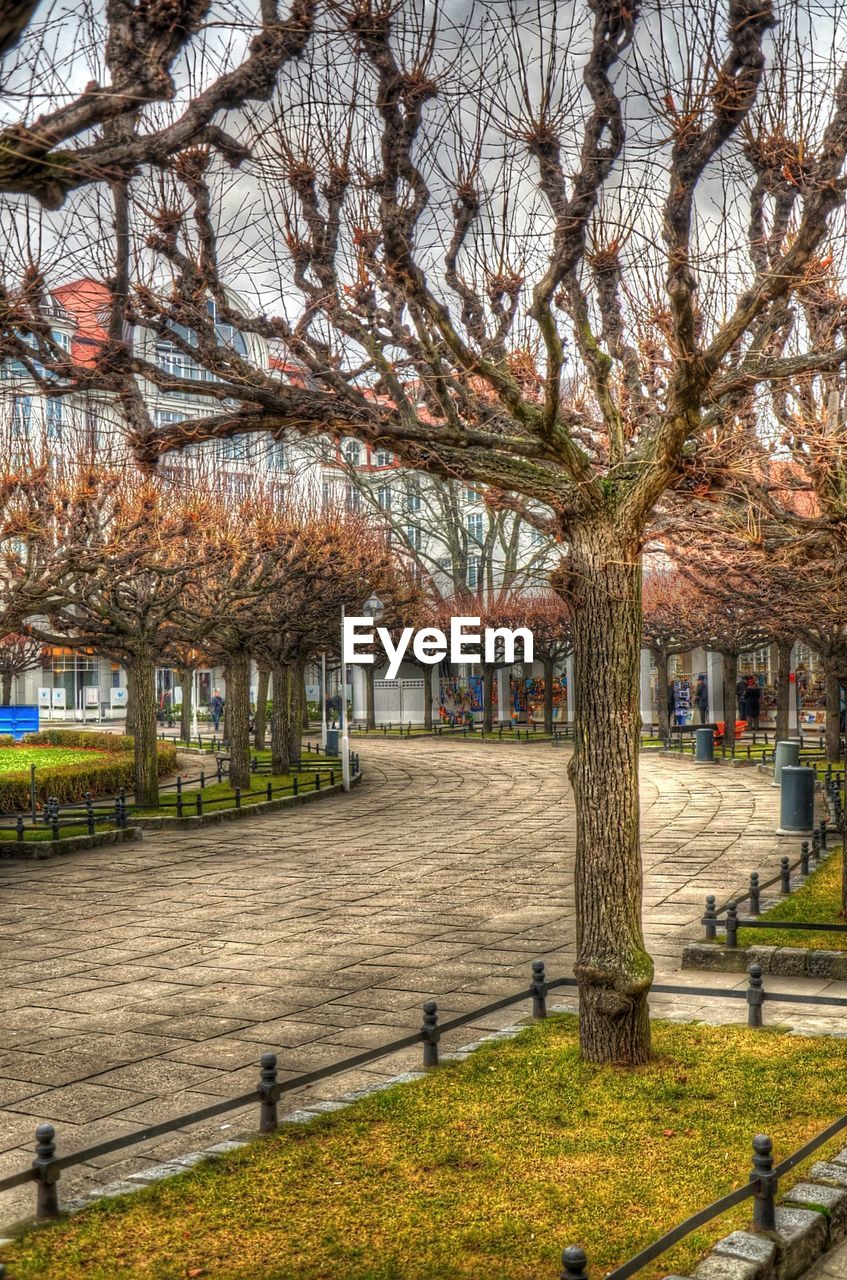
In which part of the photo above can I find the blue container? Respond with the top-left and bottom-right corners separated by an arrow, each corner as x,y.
778,766 -> 815,835
0,705 -> 39,742
325,728 -> 339,755
695,728 -> 715,762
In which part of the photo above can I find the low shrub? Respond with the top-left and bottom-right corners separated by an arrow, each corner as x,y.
0,741 -> 177,811
24,730 -> 134,753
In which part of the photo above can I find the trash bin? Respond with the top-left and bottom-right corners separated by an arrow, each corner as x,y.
778,765 -> 815,835
325,728 -> 339,755
695,728 -> 715,763
772,740 -> 800,788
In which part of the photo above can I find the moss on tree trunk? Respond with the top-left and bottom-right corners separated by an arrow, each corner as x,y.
128,649 -> 158,806
226,650 -> 251,789
566,523 -> 652,1067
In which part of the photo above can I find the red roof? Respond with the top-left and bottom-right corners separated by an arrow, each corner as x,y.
53,279 -> 110,366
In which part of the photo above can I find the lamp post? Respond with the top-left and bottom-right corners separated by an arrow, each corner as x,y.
191,668 -> 199,742
341,593 -> 384,790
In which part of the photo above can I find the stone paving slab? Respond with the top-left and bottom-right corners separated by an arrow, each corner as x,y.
0,739 -> 837,1223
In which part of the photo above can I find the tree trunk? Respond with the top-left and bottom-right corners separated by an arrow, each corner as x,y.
302,669 -> 310,730
0,672 -> 12,706
655,648 -> 670,740
723,652 -> 739,750
775,641 -> 793,744
124,666 -> 136,737
482,665 -> 495,732
543,658 -> 554,734
366,665 -> 376,729
226,650 -> 251,789
254,664 -> 270,750
178,666 -> 192,745
825,668 -> 841,763
566,523 -> 652,1066
271,661 -> 292,775
288,658 -> 304,768
423,665 -> 433,730
128,649 -> 159,807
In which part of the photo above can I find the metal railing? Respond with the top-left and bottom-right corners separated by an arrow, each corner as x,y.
3,956 -> 847,1280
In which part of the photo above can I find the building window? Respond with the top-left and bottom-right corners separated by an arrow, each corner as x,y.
465,485 -> 482,502
342,440 -> 362,467
321,480 -> 331,510
377,484 -> 392,511
374,447 -> 392,466
45,397 -> 63,439
269,443 -> 287,472
530,525 -> 546,547
406,524 -> 422,550
51,329 -> 72,353
345,485 -> 360,512
467,555 -> 481,588
154,410 -> 185,427
12,395 -> 31,436
467,512 -> 484,545
405,480 -> 421,512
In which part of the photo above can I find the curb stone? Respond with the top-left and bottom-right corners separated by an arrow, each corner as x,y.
682,943 -> 847,980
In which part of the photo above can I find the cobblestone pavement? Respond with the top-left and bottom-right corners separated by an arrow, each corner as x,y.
0,739 -> 841,1222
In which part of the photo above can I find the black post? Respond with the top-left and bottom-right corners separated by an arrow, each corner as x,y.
561,1246 -> 589,1280
747,964 -> 765,1028
196,793 -> 203,816
266,781 -> 272,801
704,895 -> 717,940
726,902 -> 738,949
800,841 -> 810,876
531,959 -> 548,1019
421,1000 -> 440,1069
820,817 -> 828,850
750,1134 -> 777,1232
16,813 -> 23,842
50,798 -> 59,841
258,1053 -> 281,1133
812,831 -> 821,864
235,787 -> 241,810
85,792 -> 94,836
780,856 -> 791,894
33,1123 -> 60,1219
749,872 -> 760,915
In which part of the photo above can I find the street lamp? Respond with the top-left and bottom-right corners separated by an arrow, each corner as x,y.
341,593 -> 384,791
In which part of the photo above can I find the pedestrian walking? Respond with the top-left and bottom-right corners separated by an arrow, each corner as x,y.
210,690 -> 224,732
694,673 -> 708,724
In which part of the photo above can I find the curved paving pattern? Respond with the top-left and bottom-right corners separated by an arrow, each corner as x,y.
0,741 -> 812,1216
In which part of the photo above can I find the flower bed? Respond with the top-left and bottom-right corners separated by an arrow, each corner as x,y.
0,732 -> 177,811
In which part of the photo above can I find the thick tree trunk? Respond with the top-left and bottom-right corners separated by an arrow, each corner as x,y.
0,672 -> 12,706
226,651 -> 251,789
423,665 -> 434,730
567,523 -> 652,1067
825,668 -> 841,763
482,665 -> 495,732
775,641 -> 793,744
288,658 -> 304,768
302,670 -> 310,730
271,662 -> 291,775
124,666 -> 136,737
723,652 -> 739,750
254,664 -> 270,750
178,666 -> 192,745
128,649 -> 159,807
366,666 -> 376,729
655,648 -> 670,739
543,658 -> 554,734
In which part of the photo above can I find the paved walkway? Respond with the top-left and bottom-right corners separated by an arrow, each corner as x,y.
0,740 -> 840,1221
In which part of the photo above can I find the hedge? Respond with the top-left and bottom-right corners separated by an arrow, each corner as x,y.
0,738 -> 178,812
24,730 -> 135,753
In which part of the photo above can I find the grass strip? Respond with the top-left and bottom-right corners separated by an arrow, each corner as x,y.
5,1017 -> 847,1280
737,849 -> 847,951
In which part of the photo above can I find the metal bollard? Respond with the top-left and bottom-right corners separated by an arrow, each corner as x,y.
200,770 -> 205,790
235,788 -> 241,810
750,1134 -> 777,1231
531,960 -> 548,1019
800,841 -> 810,876
749,872 -> 760,915
266,782 -> 272,801
421,1000 -> 440,1069
16,813 -> 23,842
216,756 -> 224,784
196,793 -> 203,816
780,856 -> 791,894
747,964 -> 765,1028
293,776 -> 299,796
704,895 -> 717,941
315,772 -> 320,791
176,777 -> 184,817
813,831 -> 821,863
561,1246 -> 589,1280
726,902 -> 738,949
50,799 -> 59,842
820,817 -> 829,850
33,1123 -> 60,1219
258,1053 -> 281,1133
85,792 -> 95,835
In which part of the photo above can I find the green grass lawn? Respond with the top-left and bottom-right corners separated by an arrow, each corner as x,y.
5,1016 -> 847,1280
0,746 -> 112,774
737,848 -> 847,951
137,770 -> 335,817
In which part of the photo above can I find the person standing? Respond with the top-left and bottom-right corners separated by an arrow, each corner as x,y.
694,674 -> 708,724
743,678 -> 761,730
210,689 -> 224,732
736,676 -> 747,722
